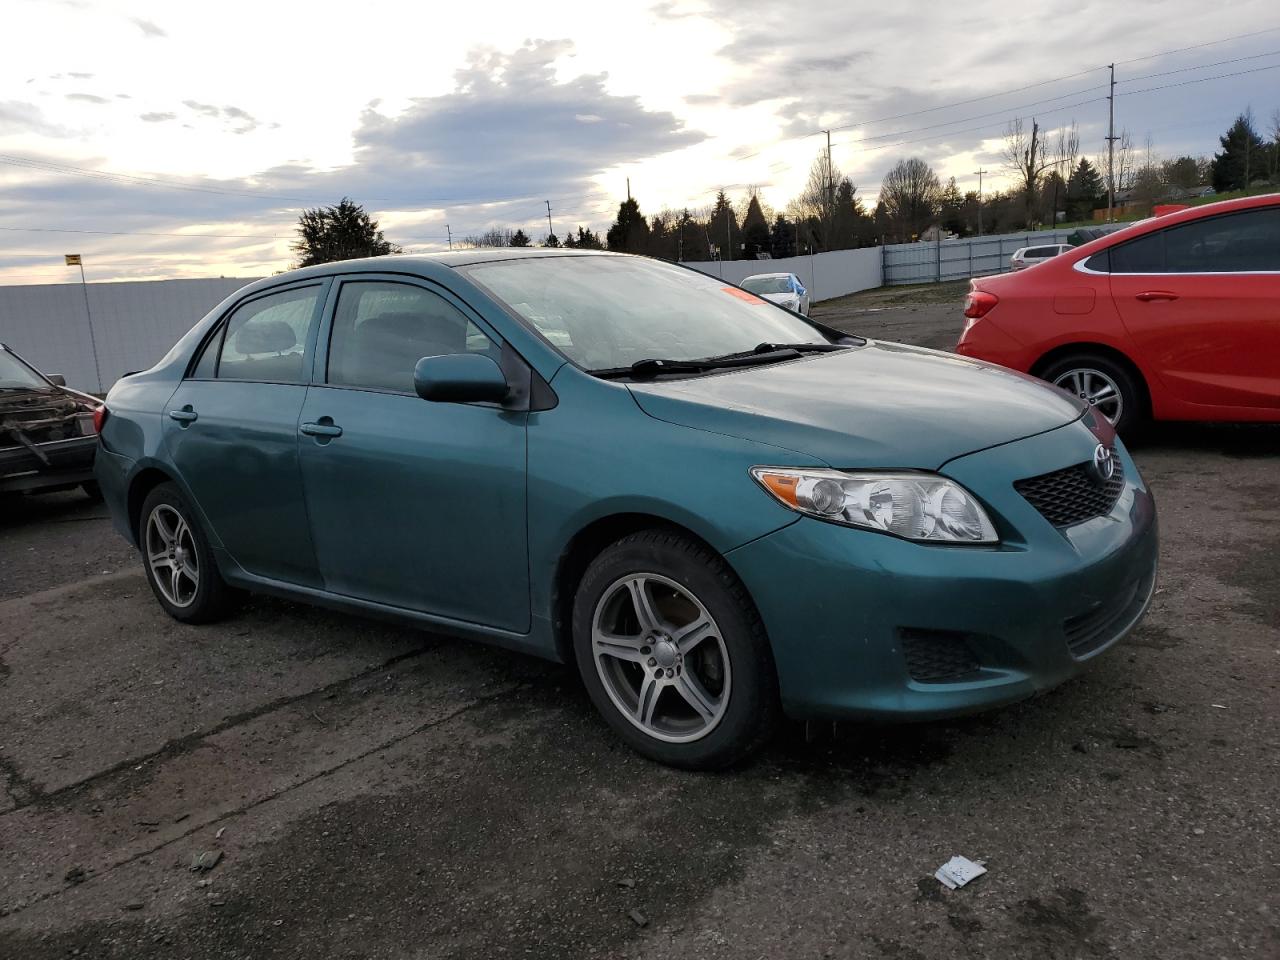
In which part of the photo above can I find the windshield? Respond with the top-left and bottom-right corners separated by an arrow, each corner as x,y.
740,276 -> 792,295
0,349 -> 50,390
464,256 -> 827,371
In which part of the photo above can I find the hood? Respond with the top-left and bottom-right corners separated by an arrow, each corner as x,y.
760,292 -> 798,306
627,340 -> 1085,469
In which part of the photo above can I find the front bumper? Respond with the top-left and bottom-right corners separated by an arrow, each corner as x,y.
0,435 -> 97,493
727,422 -> 1158,721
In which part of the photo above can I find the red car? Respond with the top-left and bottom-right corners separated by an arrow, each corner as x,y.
957,194 -> 1280,433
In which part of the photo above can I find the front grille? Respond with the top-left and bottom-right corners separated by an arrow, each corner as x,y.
0,392 -> 83,448
1014,456 -> 1125,528
1063,567 -> 1156,659
901,629 -> 981,683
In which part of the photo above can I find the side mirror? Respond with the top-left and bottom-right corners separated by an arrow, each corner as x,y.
414,353 -> 509,404
47,374 -> 67,387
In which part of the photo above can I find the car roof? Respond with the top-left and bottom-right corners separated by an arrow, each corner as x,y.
221,248 -> 623,300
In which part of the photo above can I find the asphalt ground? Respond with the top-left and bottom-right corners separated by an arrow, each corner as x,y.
1,290 -> 1277,959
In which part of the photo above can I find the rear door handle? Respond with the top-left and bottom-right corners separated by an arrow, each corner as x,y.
168,406 -> 198,424
299,420 -> 343,438
1135,291 -> 1178,301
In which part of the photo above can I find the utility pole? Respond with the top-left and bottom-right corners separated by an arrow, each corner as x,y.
725,196 -> 732,263
1106,62 -> 1117,222
544,200 -> 554,242
973,168 -> 987,237
626,177 -> 631,202
445,224 -> 452,251
824,128 -> 834,247
65,254 -> 103,393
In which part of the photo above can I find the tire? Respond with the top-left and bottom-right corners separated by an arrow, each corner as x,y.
1039,352 -> 1147,437
138,482 -> 237,624
571,529 -> 779,769
81,480 -> 103,502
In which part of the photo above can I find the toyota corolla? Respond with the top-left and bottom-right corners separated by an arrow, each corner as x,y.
95,250 -> 1158,768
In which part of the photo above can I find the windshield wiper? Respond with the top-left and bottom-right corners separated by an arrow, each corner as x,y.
592,341 -> 857,381
591,347 -> 808,381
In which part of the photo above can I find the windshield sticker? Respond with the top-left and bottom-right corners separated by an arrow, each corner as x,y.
722,287 -> 766,304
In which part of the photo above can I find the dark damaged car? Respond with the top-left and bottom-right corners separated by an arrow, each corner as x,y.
0,343 -> 103,500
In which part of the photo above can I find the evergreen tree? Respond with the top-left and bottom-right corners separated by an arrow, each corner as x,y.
938,177 -> 966,236
509,229 -> 530,247
769,214 -> 796,259
706,189 -> 739,260
1066,158 -> 1103,221
573,226 -> 605,250
542,232 -> 560,248
1211,113 -> 1266,191
606,198 -> 650,253
676,209 -> 709,261
740,193 -> 770,259
292,197 -> 400,267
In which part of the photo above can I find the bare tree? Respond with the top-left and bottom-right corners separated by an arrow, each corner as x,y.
1046,121 -> 1079,224
790,150 -> 843,248
1002,118 -> 1056,227
462,227 -> 516,248
880,157 -> 943,241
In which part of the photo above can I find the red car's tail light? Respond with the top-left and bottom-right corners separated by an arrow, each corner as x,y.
963,290 -> 999,319
92,405 -> 108,434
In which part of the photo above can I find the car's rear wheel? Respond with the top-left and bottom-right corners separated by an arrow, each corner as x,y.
139,482 -> 236,624
571,529 -> 778,769
1040,353 -> 1146,436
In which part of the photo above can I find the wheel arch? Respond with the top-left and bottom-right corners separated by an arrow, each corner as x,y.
126,466 -> 179,544
550,513 -> 730,666
1030,341 -> 1153,416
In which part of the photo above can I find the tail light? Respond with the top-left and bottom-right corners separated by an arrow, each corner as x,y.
92,404 -> 108,434
963,290 -> 999,319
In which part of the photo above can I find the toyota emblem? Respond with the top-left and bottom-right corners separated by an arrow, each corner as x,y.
1092,443 -> 1116,484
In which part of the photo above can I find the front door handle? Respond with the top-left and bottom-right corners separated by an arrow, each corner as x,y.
300,419 -> 343,439
1135,290 -> 1179,301
168,406 -> 198,425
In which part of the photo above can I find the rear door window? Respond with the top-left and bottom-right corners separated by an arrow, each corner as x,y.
216,286 -> 321,382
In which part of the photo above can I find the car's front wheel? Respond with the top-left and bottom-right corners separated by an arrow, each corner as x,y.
572,530 -> 778,769
139,482 -> 236,624
1040,352 -> 1146,436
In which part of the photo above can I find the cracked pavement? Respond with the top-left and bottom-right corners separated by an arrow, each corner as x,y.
1,295 -> 1277,959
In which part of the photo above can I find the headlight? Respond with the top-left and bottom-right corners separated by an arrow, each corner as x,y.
751,467 -> 998,544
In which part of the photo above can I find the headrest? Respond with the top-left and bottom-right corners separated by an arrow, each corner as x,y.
235,318 -> 297,355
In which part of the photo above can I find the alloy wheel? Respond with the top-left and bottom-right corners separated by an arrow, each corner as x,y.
591,572 -> 731,743
1053,367 -> 1123,426
145,504 -> 200,608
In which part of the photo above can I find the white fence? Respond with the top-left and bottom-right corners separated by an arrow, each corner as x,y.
0,278 -> 254,393
683,247 -> 882,303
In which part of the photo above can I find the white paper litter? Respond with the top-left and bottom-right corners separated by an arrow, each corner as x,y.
935,855 -> 987,890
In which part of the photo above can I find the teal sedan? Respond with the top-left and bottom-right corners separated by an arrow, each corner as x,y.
95,251 -> 1157,769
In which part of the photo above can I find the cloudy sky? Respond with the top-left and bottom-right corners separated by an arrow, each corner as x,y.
2,0 -> 1278,284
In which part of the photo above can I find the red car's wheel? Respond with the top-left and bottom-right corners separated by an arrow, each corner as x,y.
1041,353 -> 1146,436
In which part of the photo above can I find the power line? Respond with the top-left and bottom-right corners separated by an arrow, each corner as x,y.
1114,25 -> 1280,65
1118,61 -> 1280,97
827,67 -> 1107,134
1116,47 -> 1280,83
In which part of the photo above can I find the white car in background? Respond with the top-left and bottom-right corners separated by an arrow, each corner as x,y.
740,272 -> 809,315
1009,243 -> 1071,271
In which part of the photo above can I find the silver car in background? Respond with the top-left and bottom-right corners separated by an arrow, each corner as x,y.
1009,243 -> 1071,271
740,272 -> 809,315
